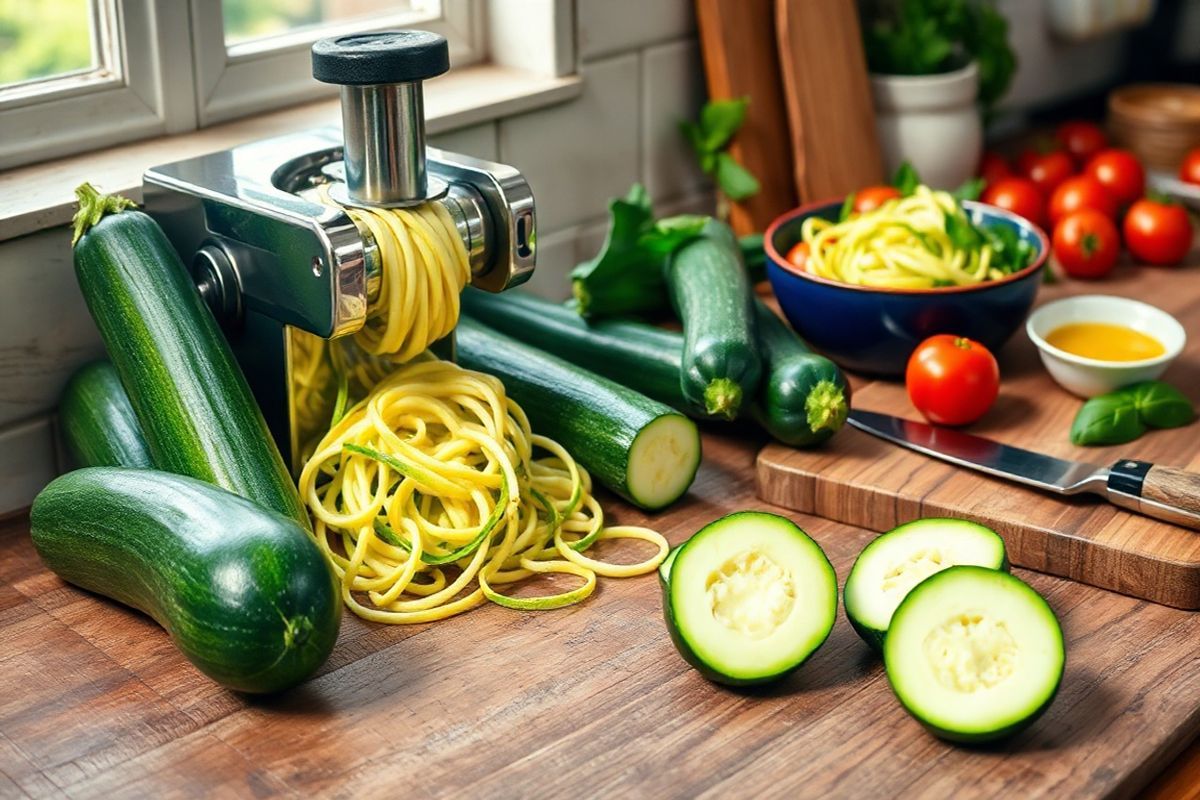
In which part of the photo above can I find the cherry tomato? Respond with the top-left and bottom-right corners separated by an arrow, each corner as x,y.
981,177 -> 1047,229
906,335 -> 1000,427
979,151 -> 1012,186
1022,150 -> 1075,197
1055,121 -> 1108,166
1052,209 -> 1120,280
1085,148 -> 1145,207
786,241 -> 811,270
1123,198 -> 1194,266
1180,147 -> 1200,186
854,185 -> 902,214
1048,175 -> 1118,226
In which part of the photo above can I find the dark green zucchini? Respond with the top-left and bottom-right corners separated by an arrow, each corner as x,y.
664,219 -> 762,420
454,317 -> 701,511
70,183 -> 309,529
59,360 -> 153,469
460,289 -> 849,445
30,468 -> 340,693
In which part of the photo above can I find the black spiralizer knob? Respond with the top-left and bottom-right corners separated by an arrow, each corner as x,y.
312,31 -> 450,205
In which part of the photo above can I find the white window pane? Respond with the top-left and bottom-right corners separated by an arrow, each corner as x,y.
223,0 -> 443,47
0,0 -> 101,89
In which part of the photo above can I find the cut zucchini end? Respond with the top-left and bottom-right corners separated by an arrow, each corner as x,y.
805,379 -> 849,435
626,414 -> 702,511
844,518 -> 1008,653
703,378 -> 743,421
884,566 -> 1065,743
570,279 -> 591,317
667,511 -> 837,686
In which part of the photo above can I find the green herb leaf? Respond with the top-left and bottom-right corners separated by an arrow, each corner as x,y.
640,214 -> 710,256
1070,392 -> 1146,446
892,161 -> 922,196
838,193 -> 857,222
1129,381 -> 1196,429
952,176 -> 986,202
698,97 -> 750,152
714,152 -> 761,201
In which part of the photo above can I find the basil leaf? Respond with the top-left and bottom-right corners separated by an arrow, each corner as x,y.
1070,392 -> 1146,446
714,152 -> 761,201
698,97 -> 749,153
952,177 -> 986,202
1130,381 -> 1196,429
838,193 -> 857,222
943,209 -> 983,252
640,214 -> 710,256
892,161 -> 922,196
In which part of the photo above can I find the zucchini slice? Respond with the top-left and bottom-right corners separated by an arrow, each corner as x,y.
665,511 -> 837,685
844,518 -> 1008,652
884,566 -> 1065,743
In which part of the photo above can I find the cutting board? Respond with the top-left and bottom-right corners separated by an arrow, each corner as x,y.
694,0 -> 797,235
757,267 -> 1200,608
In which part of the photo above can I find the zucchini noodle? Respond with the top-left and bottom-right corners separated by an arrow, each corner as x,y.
299,357 -> 669,624
802,186 -> 1005,289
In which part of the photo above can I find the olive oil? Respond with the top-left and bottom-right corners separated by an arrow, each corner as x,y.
1045,322 -> 1165,362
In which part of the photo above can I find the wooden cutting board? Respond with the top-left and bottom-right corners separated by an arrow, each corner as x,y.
757,265 -> 1200,608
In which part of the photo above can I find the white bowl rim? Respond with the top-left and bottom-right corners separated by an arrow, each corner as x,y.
1026,294 -> 1186,369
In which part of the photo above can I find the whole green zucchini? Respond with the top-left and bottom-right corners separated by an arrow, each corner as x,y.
70,183 -> 308,529
59,360 -> 154,468
664,220 -> 761,420
454,317 -> 701,511
30,468 -> 340,693
460,290 -> 849,445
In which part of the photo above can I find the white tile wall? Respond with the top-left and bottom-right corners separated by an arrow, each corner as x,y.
641,40 -> 709,202
576,0 -> 696,60
0,417 -> 57,513
429,122 -> 498,161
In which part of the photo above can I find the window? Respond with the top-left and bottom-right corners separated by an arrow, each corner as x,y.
0,0 -> 485,170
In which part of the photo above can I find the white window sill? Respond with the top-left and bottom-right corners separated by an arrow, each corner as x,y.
0,64 -> 581,242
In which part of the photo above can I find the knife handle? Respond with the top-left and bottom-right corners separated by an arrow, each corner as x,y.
1107,460 -> 1200,530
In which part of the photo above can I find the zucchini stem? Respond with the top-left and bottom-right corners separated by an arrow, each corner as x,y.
805,380 -> 849,434
72,182 -> 136,245
703,378 -> 743,420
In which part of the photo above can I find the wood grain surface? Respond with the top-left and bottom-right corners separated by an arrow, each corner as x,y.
694,0 -> 797,235
4,425 -> 1200,798
758,264 -> 1200,608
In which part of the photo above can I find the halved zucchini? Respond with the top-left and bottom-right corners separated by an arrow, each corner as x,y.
884,565 -> 1065,743
844,518 -> 1008,652
665,511 -> 837,686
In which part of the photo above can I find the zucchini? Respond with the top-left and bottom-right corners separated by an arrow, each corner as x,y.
664,511 -> 837,686
59,361 -> 153,469
665,220 -> 761,420
461,289 -> 849,444
30,468 -> 340,693
70,183 -> 309,530
843,518 -> 1008,653
454,317 -> 701,511
884,566 -> 1064,743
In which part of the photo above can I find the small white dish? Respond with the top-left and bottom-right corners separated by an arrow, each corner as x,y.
1026,295 -> 1186,398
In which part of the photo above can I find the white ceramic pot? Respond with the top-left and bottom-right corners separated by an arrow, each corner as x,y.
871,62 -> 982,190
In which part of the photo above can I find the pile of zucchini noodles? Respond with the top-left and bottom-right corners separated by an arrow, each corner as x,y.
801,186 -> 1007,289
299,201 -> 668,624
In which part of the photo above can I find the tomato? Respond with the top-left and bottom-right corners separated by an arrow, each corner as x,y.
906,335 -> 1000,427
1055,121 -> 1108,166
1052,209 -> 1120,279
1180,147 -> 1200,186
981,177 -> 1046,229
786,241 -> 811,270
1085,148 -> 1145,207
1048,175 -> 1118,225
979,151 -> 1012,186
1022,150 -> 1075,196
1123,198 -> 1194,266
854,185 -> 902,213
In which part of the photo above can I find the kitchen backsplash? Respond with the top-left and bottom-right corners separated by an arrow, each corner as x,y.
0,0 -> 713,514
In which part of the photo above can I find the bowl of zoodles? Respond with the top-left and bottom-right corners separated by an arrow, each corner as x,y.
764,187 -> 1049,377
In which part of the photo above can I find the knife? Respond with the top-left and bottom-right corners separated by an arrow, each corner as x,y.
847,409 -> 1200,530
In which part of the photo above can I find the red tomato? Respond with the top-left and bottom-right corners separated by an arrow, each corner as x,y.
979,151 -> 1012,186
854,185 -> 902,213
1052,209 -> 1120,279
1048,175 -> 1118,225
1022,150 -> 1075,196
906,335 -> 1000,427
1055,121 -> 1108,166
786,241 -> 811,270
1123,198 -> 1194,266
1180,147 -> 1200,186
981,177 -> 1046,229
1085,148 -> 1145,207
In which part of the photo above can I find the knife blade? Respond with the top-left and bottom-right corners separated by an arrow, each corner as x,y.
847,409 -> 1200,530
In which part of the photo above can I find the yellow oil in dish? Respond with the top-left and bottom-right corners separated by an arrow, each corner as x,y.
1045,322 -> 1165,362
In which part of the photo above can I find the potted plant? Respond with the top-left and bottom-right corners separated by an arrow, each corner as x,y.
861,0 -> 1016,189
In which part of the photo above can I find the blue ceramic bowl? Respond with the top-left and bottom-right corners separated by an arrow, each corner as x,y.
765,199 -> 1049,377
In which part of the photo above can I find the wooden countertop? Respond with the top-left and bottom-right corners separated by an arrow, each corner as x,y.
3,427 -> 1200,798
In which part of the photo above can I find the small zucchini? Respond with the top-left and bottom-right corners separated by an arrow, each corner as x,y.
59,360 -> 154,469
